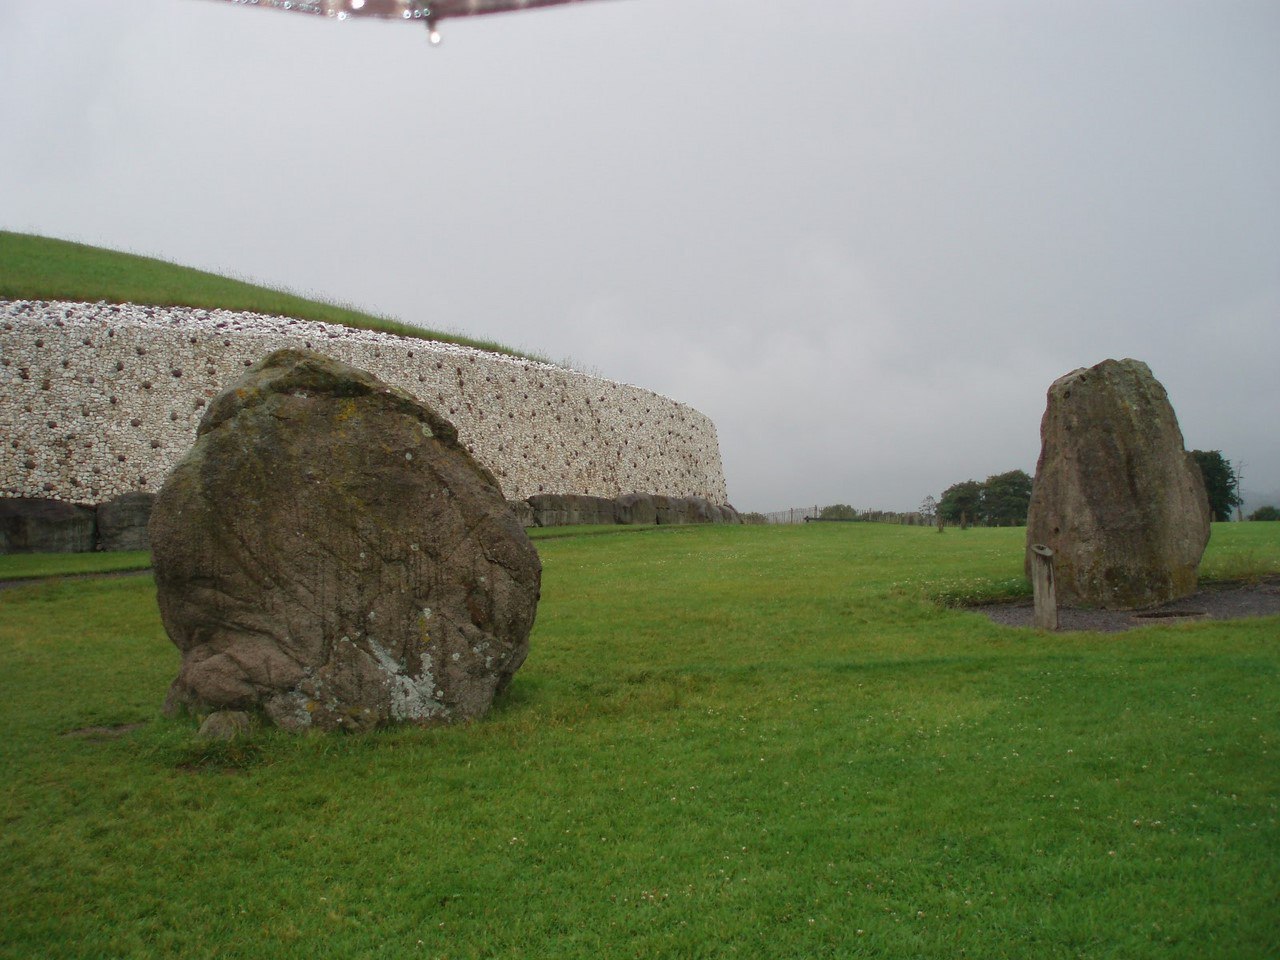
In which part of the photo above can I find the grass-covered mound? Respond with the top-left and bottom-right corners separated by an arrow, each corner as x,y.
2,523 -> 1277,958
0,231 -> 528,357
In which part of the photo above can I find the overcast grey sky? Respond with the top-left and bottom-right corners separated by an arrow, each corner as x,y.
3,0 -> 1277,512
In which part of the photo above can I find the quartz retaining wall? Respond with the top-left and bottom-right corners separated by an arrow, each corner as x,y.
1,300 -> 730,508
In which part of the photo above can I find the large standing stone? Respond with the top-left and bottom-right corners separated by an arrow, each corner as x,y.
1026,358 -> 1210,609
0,498 -> 96,553
151,349 -> 541,731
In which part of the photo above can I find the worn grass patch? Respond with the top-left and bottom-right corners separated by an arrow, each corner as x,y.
1,524 -> 1276,959
0,231 -> 536,359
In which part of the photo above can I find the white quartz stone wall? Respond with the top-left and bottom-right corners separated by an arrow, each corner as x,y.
0,301 -> 729,507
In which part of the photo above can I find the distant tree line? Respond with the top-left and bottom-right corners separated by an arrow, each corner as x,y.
813,504 -> 930,525
1189,450 -> 1243,522
936,470 -> 1033,527
929,452 -> 1250,529
808,450 -> 1256,531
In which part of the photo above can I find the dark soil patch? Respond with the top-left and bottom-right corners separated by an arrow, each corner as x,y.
979,576 -> 1280,633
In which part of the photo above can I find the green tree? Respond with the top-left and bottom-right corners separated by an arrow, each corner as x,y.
938,481 -> 982,526
1249,505 -> 1279,522
919,495 -> 938,526
819,504 -> 857,520
979,470 -> 1033,526
1190,450 -> 1242,521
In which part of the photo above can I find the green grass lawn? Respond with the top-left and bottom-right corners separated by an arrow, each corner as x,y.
1,523 -> 1277,959
0,231 -> 532,358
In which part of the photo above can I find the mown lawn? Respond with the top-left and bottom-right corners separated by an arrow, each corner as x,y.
1,523 -> 1277,959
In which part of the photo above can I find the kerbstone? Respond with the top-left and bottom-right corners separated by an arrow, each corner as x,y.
0,497 -> 96,553
96,492 -> 155,552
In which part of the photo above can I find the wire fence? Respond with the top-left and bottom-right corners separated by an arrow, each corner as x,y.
759,506 -> 819,525
755,506 -> 931,526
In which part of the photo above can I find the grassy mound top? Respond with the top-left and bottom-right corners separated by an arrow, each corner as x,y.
0,231 -> 528,357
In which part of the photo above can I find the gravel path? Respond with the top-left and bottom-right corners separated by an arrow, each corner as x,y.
979,576 -> 1280,632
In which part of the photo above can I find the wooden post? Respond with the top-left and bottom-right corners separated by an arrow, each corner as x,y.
1030,543 -> 1057,631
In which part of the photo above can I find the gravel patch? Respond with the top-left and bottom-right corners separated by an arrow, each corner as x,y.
979,576 -> 1280,632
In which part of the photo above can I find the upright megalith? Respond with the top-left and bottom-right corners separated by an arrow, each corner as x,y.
151,349 -> 541,731
1026,358 -> 1210,609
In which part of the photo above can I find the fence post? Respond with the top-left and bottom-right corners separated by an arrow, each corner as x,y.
1030,544 -> 1057,631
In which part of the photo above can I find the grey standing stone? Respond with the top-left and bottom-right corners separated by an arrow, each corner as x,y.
151,349 -> 541,731
1026,358 -> 1211,609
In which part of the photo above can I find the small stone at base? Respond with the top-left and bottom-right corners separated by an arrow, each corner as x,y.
197,710 -> 253,741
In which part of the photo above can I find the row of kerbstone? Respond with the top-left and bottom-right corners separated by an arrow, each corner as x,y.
0,493 -> 153,553
0,300 -> 730,506
0,491 -> 741,554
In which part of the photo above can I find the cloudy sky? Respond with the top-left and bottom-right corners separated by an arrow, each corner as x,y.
3,0 -> 1277,512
